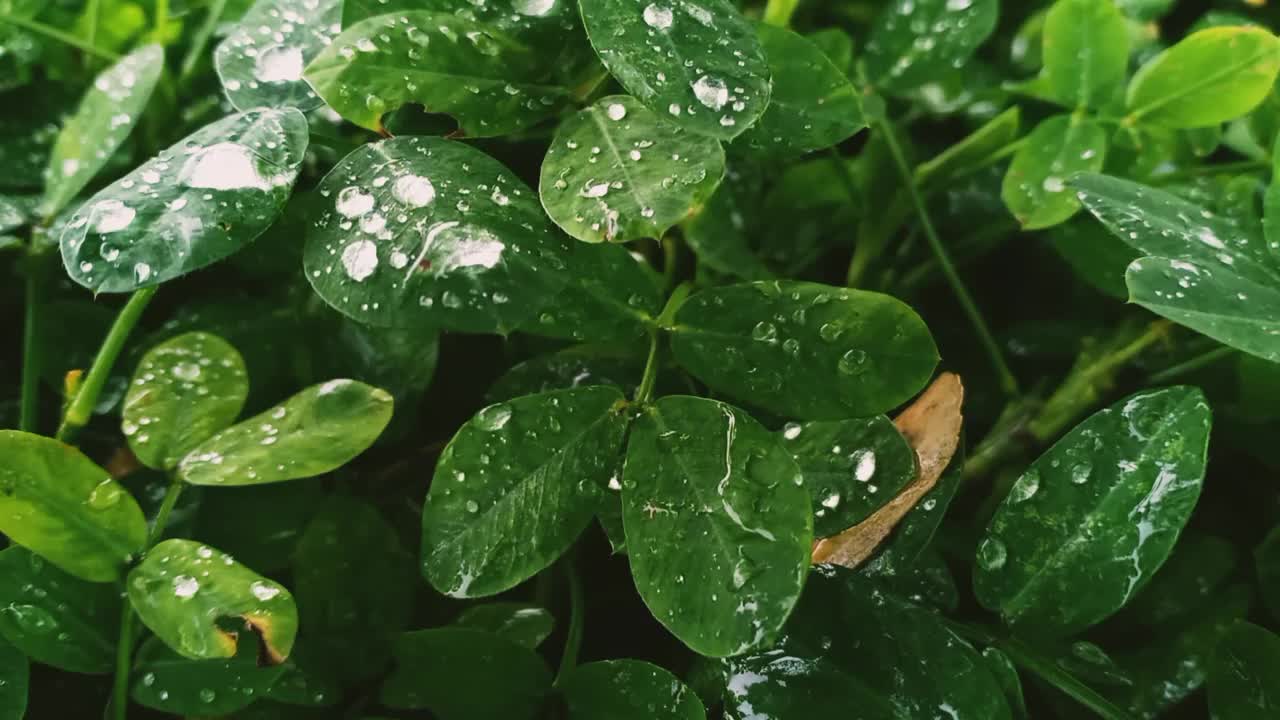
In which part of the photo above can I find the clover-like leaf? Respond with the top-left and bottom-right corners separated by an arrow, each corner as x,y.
0,638 -> 25,720
1002,115 -> 1107,230
1041,0 -> 1129,109
622,396 -> 812,657
864,0 -> 999,94
485,345 -> 646,403
559,660 -> 706,719
177,379 -> 392,486
669,281 -> 939,420
60,108 -> 309,293
1127,26 -> 1280,128
681,163 -> 774,280
455,603 -> 554,649
214,0 -> 343,112
304,136 -> 573,333
127,539 -> 297,662
539,95 -> 725,243
131,636 -> 286,716
422,386 -> 628,598
736,23 -> 865,159
1208,622 -> 1280,720
578,0 -> 770,140
974,387 -> 1212,637
123,332 -> 249,472
0,430 -> 146,582
526,241 -> 665,344
0,547 -> 123,674
40,44 -> 163,220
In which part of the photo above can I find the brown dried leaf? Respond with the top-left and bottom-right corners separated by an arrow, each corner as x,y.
811,372 -> 964,568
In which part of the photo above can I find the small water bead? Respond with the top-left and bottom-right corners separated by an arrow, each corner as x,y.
249,580 -> 281,601
643,3 -> 673,30
818,323 -> 843,342
173,575 -> 200,598
852,449 -> 876,482
514,0 -> 556,16
782,338 -> 800,356
691,76 -> 729,111
476,404 -> 513,431
171,362 -> 201,381
142,673 -> 156,687
255,44 -> 305,82
87,478 -> 122,509
976,537 -> 1007,571
336,186 -> 375,218
1042,176 -> 1065,193
782,422 -> 802,440
341,240 -> 378,282
751,321 -> 777,342
1008,468 -> 1040,503
199,688 -> 216,703
1070,462 -> 1093,485
393,174 -> 435,207
581,182 -> 610,198
465,500 -> 480,513
92,199 -> 136,234
837,349 -> 868,374
606,103 -> 627,121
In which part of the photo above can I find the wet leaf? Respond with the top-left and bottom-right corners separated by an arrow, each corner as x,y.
1125,533 -> 1237,626
864,0 -> 999,94
177,379 -> 393,486
123,332 -> 249,472
303,136 -> 572,334
982,647 -> 1029,720
422,387 -> 628,598
681,163 -> 774,280
559,659 -> 706,719
39,44 -> 163,220
578,0 -> 770,140
1127,26 -> 1280,128
1259,524 -> 1280,621
455,603 -> 554,649
974,387 -> 1212,637
669,281 -> 939,420
811,373 -> 964,568
0,430 -> 147,582
523,240 -> 664,344
131,635 -> 286,715
127,538 -> 297,662
485,345 -> 645,403
916,106 -> 1021,190
622,396 -> 812,657
0,547 -> 122,674
60,108 -> 309,293
1209,622 -> 1280,719
0,638 -> 25,720
539,95 -> 725,244
1048,216 -> 1140,299
215,0 -> 342,112
1002,115 -> 1107,230
1041,0 -> 1129,109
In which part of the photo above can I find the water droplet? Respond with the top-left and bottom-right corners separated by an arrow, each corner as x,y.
87,478 -> 122,509
173,575 -> 200,599
977,537 -> 1007,571
837,349 -> 868,374
476,404 -> 512,431
691,75 -> 729,111
250,580 -> 281,601
393,174 -> 435,207
1009,468 -> 1040,502
852,449 -> 876,482
751,321 -> 777,342
643,3 -> 673,30
1071,462 -> 1093,485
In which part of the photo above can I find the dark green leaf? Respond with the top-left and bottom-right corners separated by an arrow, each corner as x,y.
523,240 -> 663,344
862,455 -> 965,578
1002,115 -> 1107,230
1125,533 -> 1236,626
127,538 -> 298,662
681,163 -> 774,280
864,0 -> 999,94
974,387 -> 1212,637
0,639 -> 25,720
539,95 -> 725,243
214,0 -> 342,111
1259,524 -> 1280,621
60,108 -> 309,293
622,396 -> 811,657
0,430 -> 146,582
916,106 -> 1021,190
177,379 -> 393,486
194,483 -> 324,573
485,345 -> 645,403
123,332 -> 249,471
131,636 -> 285,715
1041,0 -> 1129,109
1049,216 -> 1140,299
559,659 -> 706,719
455,603 -> 554,649
578,0 -> 771,140
981,647 -> 1029,720
669,281 -> 939,420
1208,622 -> 1280,719
422,386 -> 628,597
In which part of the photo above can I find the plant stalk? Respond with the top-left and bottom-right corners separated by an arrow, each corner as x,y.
636,282 -> 693,405
556,554 -> 585,684
179,0 -> 227,83
1147,346 -> 1236,383
57,286 -> 159,444
763,0 -> 800,27
0,14 -> 118,60
19,249 -> 46,432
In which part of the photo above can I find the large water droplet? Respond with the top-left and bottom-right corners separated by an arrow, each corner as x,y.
977,537 -> 1007,571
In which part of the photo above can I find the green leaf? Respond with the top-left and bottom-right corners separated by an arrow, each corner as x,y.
177,379 -> 392,486
523,240 -> 664,344
779,417 -> 915,537
622,396 -> 811,657
422,386 -> 628,598
214,0 -> 342,111
60,108 -> 309,293
916,106 -> 1021,190
982,647 -> 1029,720
1126,26 -> 1280,128
559,659 -> 706,719
539,95 -> 725,244
0,430 -> 146,582
862,454 -> 965,578
1209,622 -> 1280,719
303,136 -> 573,334
864,0 -> 999,94
486,345 -> 645,403
1259,524 -> 1280,621
669,281 -> 939,420
304,11 -> 576,137
973,386 -> 1212,637
681,163 -> 774,280
578,0 -> 771,140
0,638 -> 26,720
455,603 -> 554,649
1263,133 -> 1280,262
1049,216 -> 1140,299
0,547 -> 122,674
1041,0 -> 1130,109
1125,533 -> 1237,626
127,538 -> 298,662
1002,115 -> 1107,230
131,636 -> 286,715
380,628 -> 551,718
1073,173 -> 1280,362
123,332 -> 249,471
194,483 -> 324,573
39,44 -> 163,220
720,566 -> 1012,720
736,23 -> 865,159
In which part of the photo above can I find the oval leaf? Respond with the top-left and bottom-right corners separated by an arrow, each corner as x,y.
669,281 -> 939,420
455,603 -> 554,649
539,95 -> 725,243
422,386 -> 628,598
560,659 -> 706,719
0,639 -> 26,720
215,0 -> 342,111
40,44 -> 163,219
578,0 -> 771,140
60,108 -> 309,293
1041,0 -> 1130,109
622,396 -> 812,657
1002,115 -> 1107,230
123,332 -> 249,471
177,379 -> 393,486
131,636 -> 285,715
1208,622 -> 1280,720
127,538 -> 297,662
0,430 -> 146,582
864,0 -> 999,94
974,387 -> 1212,637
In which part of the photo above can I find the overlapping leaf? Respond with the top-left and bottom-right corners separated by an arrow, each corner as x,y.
215,0 -> 343,111
864,0 -> 999,94
559,660 -> 706,719
1002,115 -> 1106,229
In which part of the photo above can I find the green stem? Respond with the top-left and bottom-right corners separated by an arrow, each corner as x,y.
1147,345 -> 1236,384
19,249 -> 46,432
153,0 -> 170,39
85,0 -> 101,51
179,0 -> 226,83
1151,159 -> 1271,185
998,637 -> 1140,720
556,554 -> 584,684
57,286 -> 158,444
146,479 -> 183,548
0,14 -> 119,60
634,333 -> 662,406
763,0 -> 800,27
876,115 -> 1020,397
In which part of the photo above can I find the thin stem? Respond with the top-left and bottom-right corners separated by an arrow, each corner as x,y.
876,114 -> 1020,397
86,0 -> 101,51
146,479 -> 184,547
998,637 -> 1140,720
634,333 -> 662,406
0,14 -> 119,60
1147,345 -> 1236,384
153,0 -> 170,40
556,554 -> 584,684
763,0 -> 800,27
179,0 -> 226,83
57,286 -> 159,444
1151,159 -> 1270,185
19,249 -> 46,432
